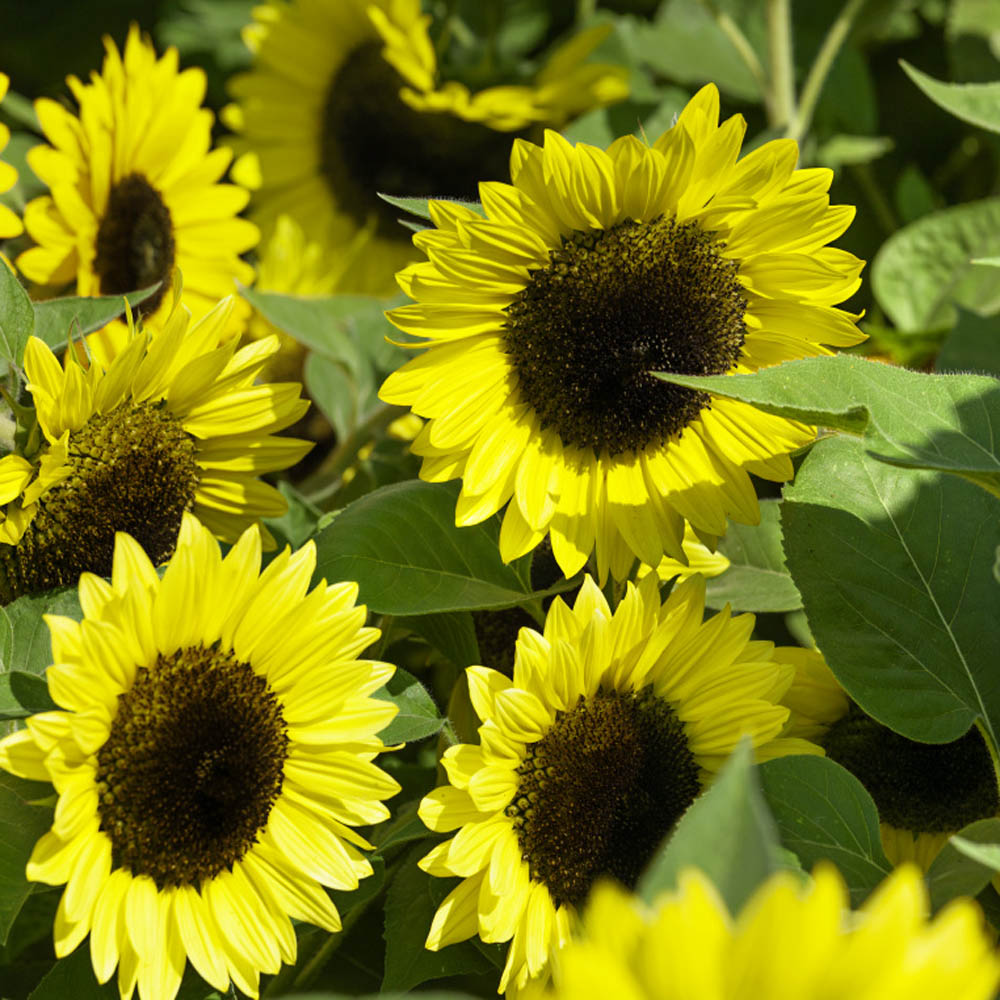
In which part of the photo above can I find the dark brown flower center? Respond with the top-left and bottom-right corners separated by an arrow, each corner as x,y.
0,402 -> 198,603
506,688 -> 699,908
94,173 -> 174,315
320,41 -> 530,242
503,217 -> 747,456
96,645 -> 288,887
822,707 -> 999,832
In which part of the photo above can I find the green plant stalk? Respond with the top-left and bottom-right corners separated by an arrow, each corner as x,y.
577,0 -> 598,22
976,718 -> 1000,814
765,0 -> 797,132
300,402 -> 408,504
697,0 -> 768,102
794,0 -> 869,143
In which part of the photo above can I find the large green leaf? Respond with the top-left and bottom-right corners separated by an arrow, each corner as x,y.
0,671 -> 56,720
925,818 -> 1000,912
31,286 -> 159,352
0,773 -> 53,946
0,262 -> 35,369
901,60 -> 1000,134
657,355 -> 1000,497
782,435 -> 1000,745
381,849 -> 499,993
313,481 -> 556,615
5,588 -> 82,677
638,741 -> 783,913
871,197 -> 1000,330
374,668 -> 444,744
704,500 -> 801,612
758,755 -> 892,905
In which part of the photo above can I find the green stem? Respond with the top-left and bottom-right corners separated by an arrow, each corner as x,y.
280,900 -> 373,995
696,0 -> 768,102
765,0 -> 797,133
977,718 -> 1000,806
577,0 -> 597,22
299,403 -> 408,504
848,162 -> 897,238
435,0 -> 460,59
793,0 -> 869,143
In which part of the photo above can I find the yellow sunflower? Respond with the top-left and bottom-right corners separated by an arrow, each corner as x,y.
417,572 -> 820,992
0,277 -> 310,603
0,72 -> 24,240
781,650 -> 1000,873
0,513 -> 399,1000
526,864 -> 1000,1000
379,83 -> 865,582
224,0 -> 627,294
16,25 -> 258,366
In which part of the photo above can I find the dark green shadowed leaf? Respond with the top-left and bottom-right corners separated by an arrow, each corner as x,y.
638,740 -> 783,913
314,481 -> 557,615
5,588 -> 82,676
382,847 -> 499,993
935,309 -> 1000,377
375,668 -> 444,744
871,197 -> 1000,331
656,355 -> 1000,497
0,262 -> 35,368
925,818 -> 1000,912
399,612 -> 480,669
704,499 -> 801,612
758,755 -> 892,906
0,671 -> 56,720
31,286 -> 159,352
782,435 -> 1000,745
900,60 -> 1000,135
0,773 -> 53,946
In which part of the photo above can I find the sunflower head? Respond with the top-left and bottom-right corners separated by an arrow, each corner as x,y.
17,24 -> 258,361
417,572 -> 820,992
0,512 -> 400,1000
0,72 -> 24,240
226,0 -> 627,295
379,83 -> 866,582
0,278 -> 311,603
530,863 -> 1000,1000
782,651 -> 1000,872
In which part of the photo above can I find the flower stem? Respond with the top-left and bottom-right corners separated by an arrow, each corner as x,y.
794,0 -> 869,143
696,0 -> 768,102
765,0 -> 797,133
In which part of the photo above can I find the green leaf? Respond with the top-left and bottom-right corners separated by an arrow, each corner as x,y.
0,262 -> 35,368
382,848 -> 498,993
376,193 -> 483,222
925,818 -> 1000,911
758,755 -> 892,905
5,588 -> 82,677
814,134 -> 894,168
375,668 -> 444,744
782,434 -> 1000,745
239,288 -> 369,370
313,481 -> 547,615
935,309 -> 1000,376
0,672 -> 56,720
372,800 -> 435,857
704,499 -> 801,612
27,944 -> 116,998
399,612 -> 480,669
31,286 -> 160,352
0,774 -> 53,946
901,60 -> 1000,134
656,355 -> 1000,497
871,197 -> 1000,331
638,740 -> 783,913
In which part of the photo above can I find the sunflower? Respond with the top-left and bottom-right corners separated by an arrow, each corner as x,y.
16,25 -> 258,367
525,863 -> 1000,1000
0,277 -> 310,603
224,0 -> 627,294
0,513 -> 399,1000
781,650 -> 1000,873
0,72 -> 24,240
379,83 -> 865,582
417,572 -> 820,992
